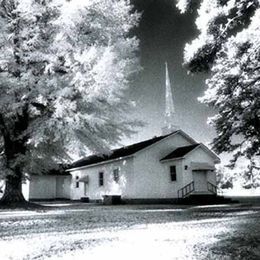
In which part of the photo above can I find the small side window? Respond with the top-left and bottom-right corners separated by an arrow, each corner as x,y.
113,168 -> 120,183
75,176 -> 79,188
99,172 -> 104,186
170,166 -> 177,181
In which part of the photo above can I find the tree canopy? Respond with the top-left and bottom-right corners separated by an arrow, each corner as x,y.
0,0 -> 140,204
176,0 -> 260,169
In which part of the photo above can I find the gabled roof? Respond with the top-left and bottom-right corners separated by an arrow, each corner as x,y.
69,132 -> 176,170
160,143 -> 220,162
160,144 -> 200,161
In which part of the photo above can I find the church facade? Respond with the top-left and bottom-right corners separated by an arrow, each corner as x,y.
68,130 -> 220,202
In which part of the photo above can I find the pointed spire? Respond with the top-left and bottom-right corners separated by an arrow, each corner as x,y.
165,62 -> 175,122
162,62 -> 178,135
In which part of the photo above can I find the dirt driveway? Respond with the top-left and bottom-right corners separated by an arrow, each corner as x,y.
0,202 -> 260,259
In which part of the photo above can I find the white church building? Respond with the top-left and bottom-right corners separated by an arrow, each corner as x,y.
18,63 -> 220,203
68,129 -> 220,202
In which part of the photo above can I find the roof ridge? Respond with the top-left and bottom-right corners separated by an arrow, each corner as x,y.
111,132 -> 172,151
69,131 -> 177,170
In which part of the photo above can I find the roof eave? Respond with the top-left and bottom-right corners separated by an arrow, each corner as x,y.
199,143 -> 221,162
214,158 -> 221,164
67,154 -> 134,172
160,157 -> 185,163
176,129 -> 198,144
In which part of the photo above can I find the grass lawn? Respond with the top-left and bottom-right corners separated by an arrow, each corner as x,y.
1,201 -> 260,259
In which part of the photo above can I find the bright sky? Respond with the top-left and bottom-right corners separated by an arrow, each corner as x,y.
125,0 -> 216,148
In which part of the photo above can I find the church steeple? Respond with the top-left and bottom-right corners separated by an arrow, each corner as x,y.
162,62 -> 178,135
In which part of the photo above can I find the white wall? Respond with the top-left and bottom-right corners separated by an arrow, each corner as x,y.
207,170 -> 217,185
184,147 -> 217,187
56,176 -> 71,199
70,158 -> 134,200
0,180 -> 4,199
70,172 -> 83,200
29,175 -> 71,200
22,180 -> 30,201
29,175 -> 57,199
69,133 -> 218,200
129,133 -> 193,199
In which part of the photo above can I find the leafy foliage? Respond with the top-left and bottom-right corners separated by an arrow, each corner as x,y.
176,0 -> 260,171
216,158 -> 260,189
0,0 -> 140,180
216,165 -> 234,189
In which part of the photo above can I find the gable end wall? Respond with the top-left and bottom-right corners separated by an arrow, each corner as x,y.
130,133 -> 193,199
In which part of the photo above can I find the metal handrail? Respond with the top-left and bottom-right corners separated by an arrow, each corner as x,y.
207,181 -> 217,194
207,181 -> 223,195
178,181 -> 194,198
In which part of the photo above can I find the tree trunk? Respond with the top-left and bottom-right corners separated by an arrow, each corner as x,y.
0,175 -> 26,205
0,106 -> 30,206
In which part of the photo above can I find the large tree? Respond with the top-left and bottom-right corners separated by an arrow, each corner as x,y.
0,0 -> 140,205
176,0 -> 260,170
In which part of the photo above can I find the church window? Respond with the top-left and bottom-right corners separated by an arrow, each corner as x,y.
75,176 -> 79,188
113,168 -> 120,183
170,166 -> 177,181
99,172 -> 104,186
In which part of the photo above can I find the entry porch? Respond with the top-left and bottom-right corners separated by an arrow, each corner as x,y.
177,162 -> 219,199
